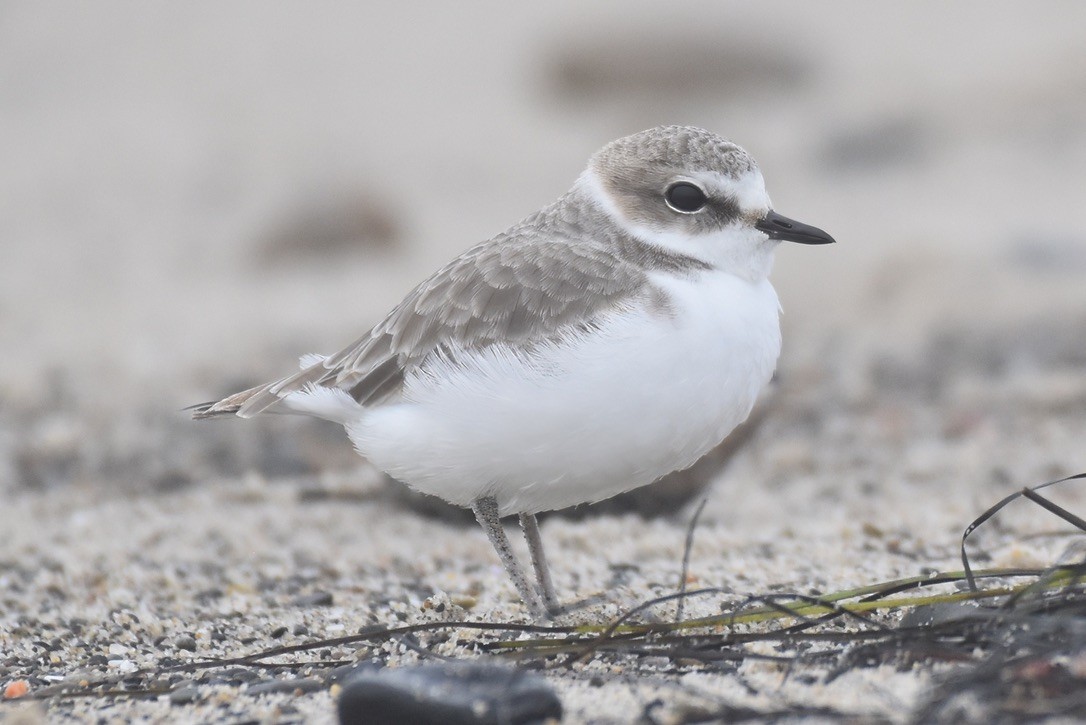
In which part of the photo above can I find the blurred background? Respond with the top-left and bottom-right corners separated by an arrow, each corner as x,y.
2,0 -> 1085,496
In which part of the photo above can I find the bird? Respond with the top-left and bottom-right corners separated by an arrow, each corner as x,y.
192,125 -> 834,618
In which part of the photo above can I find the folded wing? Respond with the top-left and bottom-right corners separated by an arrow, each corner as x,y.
192,221 -> 644,420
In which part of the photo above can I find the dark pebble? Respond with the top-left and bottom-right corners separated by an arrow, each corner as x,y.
292,591 -> 334,607
270,626 -> 288,639
337,663 -> 562,725
292,624 -> 309,636
248,678 -> 324,696
88,654 -> 109,666
169,686 -> 201,705
175,635 -> 197,651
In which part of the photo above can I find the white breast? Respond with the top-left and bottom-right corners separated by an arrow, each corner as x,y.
347,270 -> 781,515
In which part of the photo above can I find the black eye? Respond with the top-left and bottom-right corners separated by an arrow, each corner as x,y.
664,182 -> 708,213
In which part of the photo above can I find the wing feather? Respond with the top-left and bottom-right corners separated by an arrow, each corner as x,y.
208,209 -> 647,419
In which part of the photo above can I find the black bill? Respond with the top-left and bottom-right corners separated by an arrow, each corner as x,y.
756,210 -> 836,245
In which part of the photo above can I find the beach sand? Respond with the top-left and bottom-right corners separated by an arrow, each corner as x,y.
3,2 -> 1086,721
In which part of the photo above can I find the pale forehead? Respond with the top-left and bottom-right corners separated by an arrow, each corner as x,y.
591,125 -> 758,179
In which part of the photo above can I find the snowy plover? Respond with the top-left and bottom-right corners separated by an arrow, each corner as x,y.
193,126 -> 834,617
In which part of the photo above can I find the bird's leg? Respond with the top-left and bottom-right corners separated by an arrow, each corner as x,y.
519,513 -> 562,616
472,496 -> 544,617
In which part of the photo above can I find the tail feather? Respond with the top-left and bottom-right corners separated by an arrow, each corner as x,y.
193,349 -> 375,421
191,352 -> 337,420
189,385 -> 265,420
234,363 -> 336,418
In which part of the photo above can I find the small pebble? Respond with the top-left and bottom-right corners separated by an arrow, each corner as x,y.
3,679 -> 30,699
175,636 -> 197,651
169,686 -> 201,705
109,659 -> 137,674
270,626 -> 288,639
450,595 -> 478,610
292,624 -> 309,636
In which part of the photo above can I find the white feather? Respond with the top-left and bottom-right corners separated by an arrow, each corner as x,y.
346,269 -> 781,515
298,353 -> 328,370
281,383 -> 361,425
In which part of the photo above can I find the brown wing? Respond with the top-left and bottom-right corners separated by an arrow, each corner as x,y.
194,209 -> 646,419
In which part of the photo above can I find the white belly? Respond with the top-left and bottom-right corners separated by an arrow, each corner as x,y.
347,270 -> 781,515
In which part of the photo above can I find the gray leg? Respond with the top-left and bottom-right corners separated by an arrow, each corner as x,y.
472,496 -> 544,617
519,513 -> 561,615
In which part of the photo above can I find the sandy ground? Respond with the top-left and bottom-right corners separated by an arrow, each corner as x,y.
3,2 -> 1086,722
